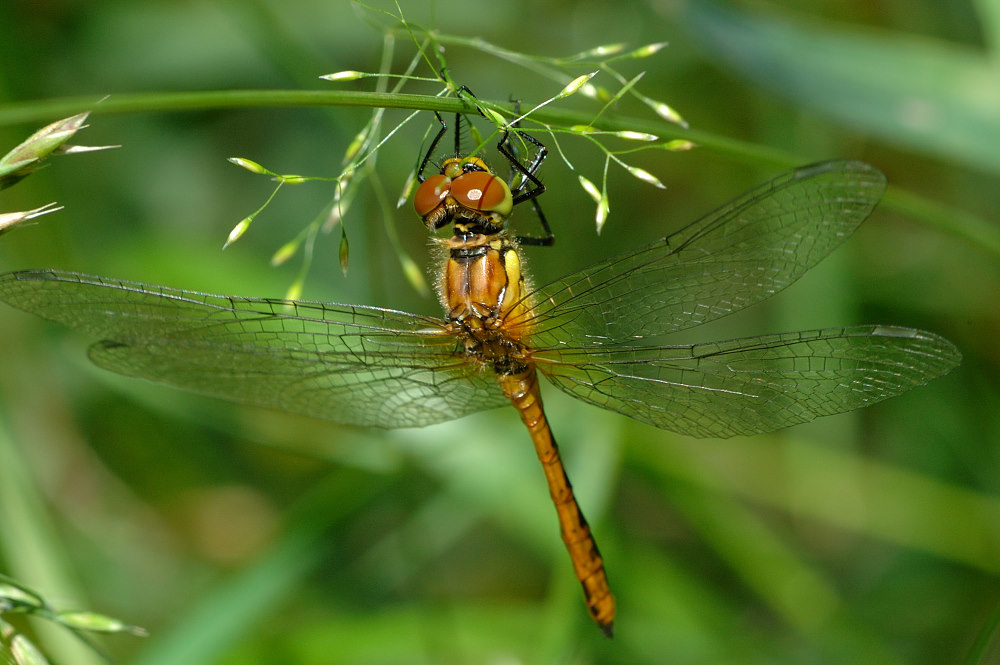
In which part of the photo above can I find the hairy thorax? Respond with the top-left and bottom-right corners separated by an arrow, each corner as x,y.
437,232 -> 534,374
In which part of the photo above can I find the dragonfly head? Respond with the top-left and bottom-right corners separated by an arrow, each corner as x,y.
414,156 -> 513,234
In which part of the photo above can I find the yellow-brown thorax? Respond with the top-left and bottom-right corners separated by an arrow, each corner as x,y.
440,232 -> 530,331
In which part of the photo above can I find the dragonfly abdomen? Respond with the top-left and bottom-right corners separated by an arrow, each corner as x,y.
499,368 -> 616,637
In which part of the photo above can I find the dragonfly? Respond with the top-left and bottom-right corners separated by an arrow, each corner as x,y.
0,118 -> 961,635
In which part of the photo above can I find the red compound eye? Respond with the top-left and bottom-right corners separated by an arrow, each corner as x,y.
450,171 -> 513,216
413,174 -> 451,218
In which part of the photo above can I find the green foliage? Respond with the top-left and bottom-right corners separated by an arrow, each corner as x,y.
0,1 -> 996,664
0,575 -> 143,664
0,113 -> 114,236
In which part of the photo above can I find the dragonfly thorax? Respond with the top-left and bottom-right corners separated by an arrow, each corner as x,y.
438,232 -> 532,339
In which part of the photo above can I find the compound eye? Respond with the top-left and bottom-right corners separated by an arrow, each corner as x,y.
413,174 -> 451,218
451,171 -> 513,217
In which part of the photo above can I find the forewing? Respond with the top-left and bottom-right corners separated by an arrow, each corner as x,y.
510,161 -> 887,347
0,270 -> 507,428
533,325 -> 961,438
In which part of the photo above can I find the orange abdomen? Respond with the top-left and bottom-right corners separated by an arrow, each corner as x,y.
499,368 -> 616,636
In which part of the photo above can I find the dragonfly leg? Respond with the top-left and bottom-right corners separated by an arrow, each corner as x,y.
416,112 -> 449,183
453,86 -> 554,246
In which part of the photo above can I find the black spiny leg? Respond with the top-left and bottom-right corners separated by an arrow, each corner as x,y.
416,112 -> 449,183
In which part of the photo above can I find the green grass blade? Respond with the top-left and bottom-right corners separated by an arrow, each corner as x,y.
682,0 -> 1000,174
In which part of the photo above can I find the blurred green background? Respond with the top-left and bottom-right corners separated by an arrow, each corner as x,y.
0,1 -> 997,664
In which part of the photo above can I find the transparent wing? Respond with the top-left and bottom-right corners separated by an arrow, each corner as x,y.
533,325 -> 961,438
0,270 -> 507,428
509,161 -> 887,347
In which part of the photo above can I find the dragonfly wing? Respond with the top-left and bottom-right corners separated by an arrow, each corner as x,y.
511,161 -> 887,347
533,326 -> 961,438
0,270 -> 507,428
